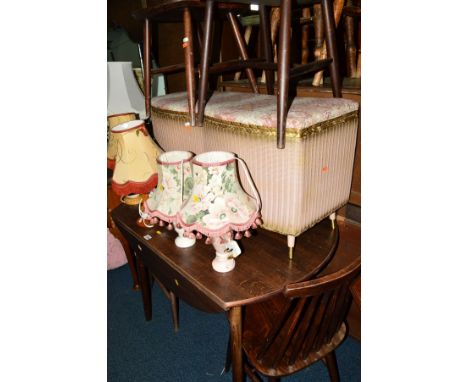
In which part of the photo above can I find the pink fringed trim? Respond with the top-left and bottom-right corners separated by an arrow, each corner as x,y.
175,211 -> 261,238
142,200 -> 178,224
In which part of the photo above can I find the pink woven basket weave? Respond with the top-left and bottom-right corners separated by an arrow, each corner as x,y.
151,92 -> 359,237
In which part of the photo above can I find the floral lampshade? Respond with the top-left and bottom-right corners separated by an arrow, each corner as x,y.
109,119 -> 160,202
177,151 -> 262,272
139,151 -> 195,248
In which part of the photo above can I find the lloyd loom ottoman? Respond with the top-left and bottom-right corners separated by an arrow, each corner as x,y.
151,92 -> 359,255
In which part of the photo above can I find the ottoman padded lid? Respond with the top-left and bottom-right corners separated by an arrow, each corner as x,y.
152,91 -> 359,130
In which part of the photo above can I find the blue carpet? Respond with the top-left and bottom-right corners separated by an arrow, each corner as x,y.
108,265 -> 361,381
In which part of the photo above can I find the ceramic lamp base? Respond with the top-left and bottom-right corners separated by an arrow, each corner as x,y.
175,227 -> 195,248
212,252 -> 236,273
211,237 -> 242,273
175,236 -> 196,248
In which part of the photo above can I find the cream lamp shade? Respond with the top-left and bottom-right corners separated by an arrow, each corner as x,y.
176,151 -> 262,272
109,120 -> 160,199
139,151 -> 196,248
108,112 -> 137,130
107,112 -> 137,169
107,61 -> 146,119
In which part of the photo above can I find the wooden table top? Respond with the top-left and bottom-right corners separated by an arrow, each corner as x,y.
112,204 -> 339,311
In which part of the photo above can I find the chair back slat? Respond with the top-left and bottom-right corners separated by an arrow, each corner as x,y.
300,291 -> 334,358
243,256 -> 360,375
267,299 -> 308,367
256,300 -> 296,360
286,296 -> 321,364
311,288 -> 341,352
325,284 -> 353,343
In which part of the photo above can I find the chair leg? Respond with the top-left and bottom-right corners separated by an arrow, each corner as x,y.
344,12 -> 357,78
259,5 -> 274,95
324,351 -> 340,382
321,0 -> 342,97
183,7 -> 197,126
233,26 -> 252,81
312,3 -> 324,86
169,291 -> 179,332
196,0 -> 215,126
301,8 -> 311,64
277,0 -> 291,149
227,12 -> 259,94
143,18 -> 152,119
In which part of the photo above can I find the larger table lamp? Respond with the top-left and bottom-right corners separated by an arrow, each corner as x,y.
177,151 -> 262,272
107,61 -> 146,119
108,119 -> 160,205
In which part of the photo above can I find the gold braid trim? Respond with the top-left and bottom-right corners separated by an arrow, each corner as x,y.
152,107 -> 190,122
152,106 -> 358,140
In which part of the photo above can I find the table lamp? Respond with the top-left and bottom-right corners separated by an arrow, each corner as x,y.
109,119 -> 160,205
139,151 -> 196,248
176,151 -> 262,272
107,61 -> 146,119
107,112 -> 137,168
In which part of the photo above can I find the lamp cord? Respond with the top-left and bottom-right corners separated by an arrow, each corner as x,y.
235,157 -> 262,213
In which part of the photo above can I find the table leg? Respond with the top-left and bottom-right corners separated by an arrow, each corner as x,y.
228,306 -> 243,382
136,254 -> 152,321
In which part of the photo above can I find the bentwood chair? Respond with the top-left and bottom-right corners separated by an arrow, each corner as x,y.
241,256 -> 360,381
133,0 -> 258,127
197,0 -> 342,148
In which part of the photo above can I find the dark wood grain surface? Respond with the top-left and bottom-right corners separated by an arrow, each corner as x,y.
112,203 -> 339,312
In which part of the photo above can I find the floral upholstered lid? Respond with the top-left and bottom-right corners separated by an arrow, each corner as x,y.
176,151 -> 260,238
151,91 -> 359,131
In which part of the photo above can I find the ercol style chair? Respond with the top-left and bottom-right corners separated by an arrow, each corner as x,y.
241,256 -> 361,381
133,0 -> 258,127
197,0 -> 342,148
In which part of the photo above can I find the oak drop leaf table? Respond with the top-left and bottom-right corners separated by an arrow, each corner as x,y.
111,204 -> 339,382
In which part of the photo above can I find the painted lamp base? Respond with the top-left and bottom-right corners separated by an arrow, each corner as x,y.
211,237 -> 241,273
212,252 -> 236,273
175,227 -> 195,248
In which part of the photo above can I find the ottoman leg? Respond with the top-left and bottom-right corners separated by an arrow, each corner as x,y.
329,212 -> 336,230
287,235 -> 295,260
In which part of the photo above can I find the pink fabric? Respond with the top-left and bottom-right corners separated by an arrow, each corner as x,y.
107,229 -> 128,270
151,91 -> 359,130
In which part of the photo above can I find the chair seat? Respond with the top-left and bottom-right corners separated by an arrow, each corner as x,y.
220,0 -> 322,7
133,0 -> 250,22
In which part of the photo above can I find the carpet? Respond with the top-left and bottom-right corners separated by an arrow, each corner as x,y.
108,265 -> 361,381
